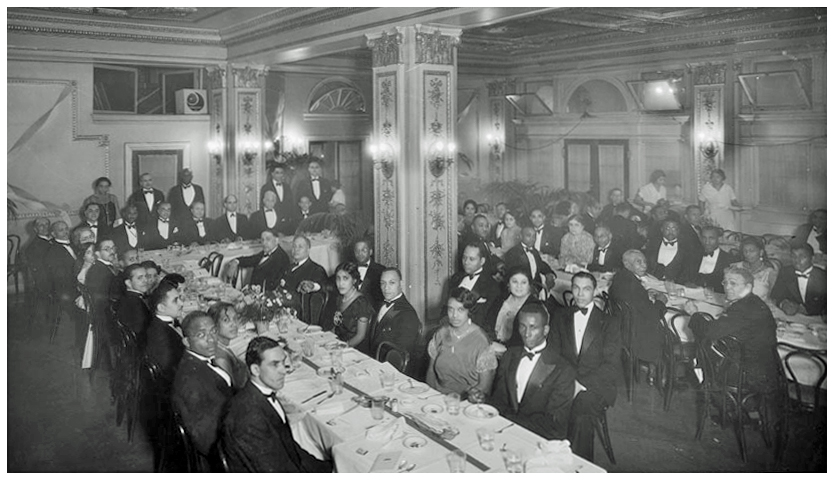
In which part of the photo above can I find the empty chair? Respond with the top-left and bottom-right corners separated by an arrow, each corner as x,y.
300,290 -> 327,326
376,341 -> 410,374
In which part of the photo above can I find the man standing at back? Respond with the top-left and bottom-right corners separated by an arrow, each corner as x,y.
295,159 -> 333,215
127,173 -> 165,229
168,168 -> 205,225
260,163 -> 295,234
24,217 -> 52,324
220,337 -> 332,472
353,239 -> 385,309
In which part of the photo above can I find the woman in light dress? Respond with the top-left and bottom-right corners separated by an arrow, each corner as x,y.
730,236 -> 777,304
559,215 -> 595,267
634,169 -> 667,214
483,267 -> 539,347
699,169 -> 741,231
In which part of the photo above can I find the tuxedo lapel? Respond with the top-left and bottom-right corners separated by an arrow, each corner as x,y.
506,349 -> 522,411
563,314 -> 578,360
522,353 -> 556,406
579,310 -> 602,360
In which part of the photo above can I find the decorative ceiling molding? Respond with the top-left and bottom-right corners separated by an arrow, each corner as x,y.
222,8 -> 374,45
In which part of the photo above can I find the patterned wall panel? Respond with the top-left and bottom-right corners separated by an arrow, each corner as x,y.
693,85 -> 724,193
235,90 -> 261,215
373,70 -> 399,267
209,90 -> 225,216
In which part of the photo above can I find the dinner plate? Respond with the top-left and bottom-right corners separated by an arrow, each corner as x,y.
325,340 -> 348,350
317,366 -> 344,378
463,404 -> 499,420
398,382 -> 430,395
402,435 -> 427,449
786,322 -> 808,332
421,403 -> 444,414
298,325 -> 323,334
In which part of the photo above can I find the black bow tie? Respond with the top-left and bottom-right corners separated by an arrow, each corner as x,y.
264,391 -> 279,402
383,300 -> 395,308
292,262 -> 300,268
468,272 -> 481,281
358,262 -> 370,268
205,357 -> 219,368
194,219 -> 203,224
599,246 -> 608,254
663,240 -> 677,247
522,348 -> 543,361
704,250 -> 716,257
523,245 -> 534,253
311,177 -> 320,182
159,218 -> 169,223
182,184 -> 192,189
264,252 -> 272,259
173,319 -> 182,329
535,227 -> 543,233
143,189 -> 154,194
88,223 -> 98,228
229,213 -> 235,218
795,271 -> 811,279
264,209 -> 274,213
575,306 -> 589,315
126,223 -> 136,229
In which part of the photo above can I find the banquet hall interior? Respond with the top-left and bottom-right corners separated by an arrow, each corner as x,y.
6,6 -> 827,473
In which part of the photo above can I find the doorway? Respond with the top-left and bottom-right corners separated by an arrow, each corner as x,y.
564,139 -> 629,202
307,140 -> 373,214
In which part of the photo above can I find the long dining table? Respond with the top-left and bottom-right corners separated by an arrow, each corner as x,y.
227,317 -> 606,473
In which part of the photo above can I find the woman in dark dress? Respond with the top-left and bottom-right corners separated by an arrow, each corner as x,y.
209,302 -> 250,390
330,261 -> 374,355
82,177 -> 120,227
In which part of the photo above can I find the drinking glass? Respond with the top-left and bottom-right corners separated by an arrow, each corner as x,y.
476,427 -> 495,451
329,372 -> 344,395
446,449 -> 467,473
444,392 -> 461,415
501,449 -> 523,473
664,280 -> 675,296
290,350 -> 302,371
370,397 -> 386,420
301,338 -> 316,358
380,371 -> 396,391
329,349 -> 343,369
703,286 -> 715,301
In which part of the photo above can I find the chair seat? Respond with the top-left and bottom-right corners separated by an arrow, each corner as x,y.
788,384 -> 827,409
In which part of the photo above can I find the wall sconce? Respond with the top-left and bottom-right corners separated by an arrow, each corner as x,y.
369,142 -> 395,179
428,140 -> 456,177
486,133 -> 502,157
207,139 -> 223,162
284,134 -> 307,155
239,139 -> 259,167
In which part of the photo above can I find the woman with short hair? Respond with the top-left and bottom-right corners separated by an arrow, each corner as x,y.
82,176 -> 120,227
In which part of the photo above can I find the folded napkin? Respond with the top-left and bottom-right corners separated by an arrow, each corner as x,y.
404,412 -> 459,440
524,440 -> 574,473
366,417 -> 406,442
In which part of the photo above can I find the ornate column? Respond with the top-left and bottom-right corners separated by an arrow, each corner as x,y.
206,65 -> 226,217
229,64 -> 269,215
486,78 -> 515,181
692,62 -> 726,194
367,25 -> 462,322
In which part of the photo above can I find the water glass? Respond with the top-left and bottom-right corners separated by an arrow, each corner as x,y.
501,449 -> 523,473
664,280 -> 676,297
446,449 -> 467,473
703,286 -> 715,301
476,427 -> 495,451
328,372 -> 343,395
290,350 -> 302,371
301,338 -> 316,358
380,371 -> 396,391
370,397 -> 386,420
329,349 -> 343,369
444,392 -> 461,415
277,316 -> 290,334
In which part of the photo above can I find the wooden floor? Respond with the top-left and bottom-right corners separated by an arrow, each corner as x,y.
6,294 -> 826,472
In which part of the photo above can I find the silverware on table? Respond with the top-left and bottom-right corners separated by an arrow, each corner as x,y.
418,392 -> 443,400
326,403 -> 361,425
316,391 -> 336,405
301,390 -> 328,404
496,422 -> 515,434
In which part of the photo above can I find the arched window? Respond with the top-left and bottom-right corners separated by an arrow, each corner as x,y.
308,78 -> 366,114
567,79 -> 627,114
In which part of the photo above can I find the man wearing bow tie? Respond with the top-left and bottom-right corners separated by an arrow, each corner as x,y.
127,173 -> 165,230
680,205 -> 705,255
548,272 -> 620,461
457,214 -> 500,277
74,203 -> 111,243
587,225 -> 625,273
368,268 -> 422,377
145,281 -> 185,390
644,219 -> 698,284
167,168 -> 205,225
140,202 -> 178,250
772,243 -> 827,316
504,227 -> 556,295
353,239 -> 385,309
450,243 -> 501,332
220,337 -> 333,472
529,208 -> 564,258
111,205 -> 145,254
248,191 -> 282,240
211,195 -> 250,243
690,226 -> 736,293
116,264 -> 152,337
260,164 -> 296,233
172,312 -> 234,471
45,221 -> 82,342
295,159 -> 334,215
280,235 -> 328,299
175,202 -> 213,246
84,239 -> 119,357
487,303 -> 575,440
289,195 -> 314,233
23,217 -> 53,324
790,208 -> 826,255
227,230 -> 290,292
489,202 -> 508,246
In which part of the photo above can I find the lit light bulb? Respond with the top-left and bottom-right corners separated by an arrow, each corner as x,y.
447,142 -> 456,153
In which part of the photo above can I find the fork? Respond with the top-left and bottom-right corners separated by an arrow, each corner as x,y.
326,403 -> 360,426
496,422 -> 515,434
418,392 -> 443,400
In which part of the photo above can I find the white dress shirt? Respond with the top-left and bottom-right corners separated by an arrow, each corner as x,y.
157,218 -> 170,239
523,245 -> 538,279
457,269 -> 482,291
87,223 -> 99,242
311,177 -> 321,200
291,257 -> 308,271
358,264 -> 369,282
273,182 -> 284,202
227,212 -> 238,234
265,209 -> 277,228
495,223 -> 505,241
515,341 -> 547,403
808,228 -> 822,253
657,239 -> 678,266
796,267 -> 812,302
195,218 -> 206,238
573,304 -> 593,355
534,227 -> 544,251
125,223 -> 139,247
377,293 -> 402,321
251,380 -> 287,423
597,242 -> 611,265
699,249 -> 719,274
182,184 -> 195,207
187,350 -> 232,387
143,190 -> 155,212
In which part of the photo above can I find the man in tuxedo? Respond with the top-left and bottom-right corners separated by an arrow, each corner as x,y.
175,201 -> 212,246
75,203 -> 110,243
295,159 -> 333,215
145,281 -> 185,389
168,168 -> 205,225
771,243 -> 826,316
220,337 -> 332,472
529,208 -> 563,258
608,203 -> 643,250
281,235 -> 328,296
45,221 -> 82,343
354,239 -> 385,309
111,205 -> 143,254
24,217 -> 52,323
599,188 -> 642,224
579,202 -> 601,234
680,205 -> 704,253
449,243 -> 501,330
172,311 -> 234,470
457,214 -> 500,277
791,208 -> 826,254
690,226 -> 736,293
212,195 -> 249,242
227,231 -> 290,292
140,202 -> 178,250
127,173 -> 165,229
368,268 -> 422,377
490,202 -> 508,246
289,195 -> 314,233
486,303 -> 575,440
260,164 -> 296,233
644,219 -> 699,284
248,191 -> 282,239
116,263 -> 151,337
587,225 -> 625,273
548,272 -> 621,461
504,227 -> 556,296
85,239 -> 118,344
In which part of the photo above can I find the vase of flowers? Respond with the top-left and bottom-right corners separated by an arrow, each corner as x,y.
238,284 -> 296,333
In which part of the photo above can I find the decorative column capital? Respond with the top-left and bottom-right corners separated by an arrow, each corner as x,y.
231,65 -> 269,88
414,24 -> 462,65
691,62 -> 726,85
487,78 -> 516,97
206,65 -> 227,89
366,29 -> 405,68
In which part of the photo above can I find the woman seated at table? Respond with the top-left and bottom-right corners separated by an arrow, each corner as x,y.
328,261 -> 374,355
558,215 -> 595,267
209,302 -> 249,390
490,210 -> 522,258
483,267 -> 539,346
730,236 -> 777,304
427,287 -> 497,399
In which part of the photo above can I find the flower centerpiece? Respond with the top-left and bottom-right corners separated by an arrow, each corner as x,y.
237,284 -> 297,332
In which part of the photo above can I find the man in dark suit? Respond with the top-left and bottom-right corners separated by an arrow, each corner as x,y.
259,163 -> 296,234
248,191 -> 282,239
489,202 -> 508,247
45,221 -> 82,346
486,303 -> 575,440
127,172 -> 165,230
587,225 -> 625,273
85,239 -> 118,352
529,208 -> 564,258
504,227 -> 556,296
457,214 -> 500,277
23,217 -> 53,324
172,311 -> 234,470
287,195 -> 314,234
644,219 -> 699,284
609,250 -> 667,384
790,208 -> 826,254
111,205 -> 144,254
116,263 -> 151,337
211,195 -> 249,242
354,239 -> 385,309
167,168 -> 205,225
144,281 -> 185,389
449,243 -> 501,330
140,202 -> 178,250
548,272 -> 621,461
579,202 -> 601,234
294,159 -> 333,215
175,201 -> 213,246
690,226 -> 736,293
771,243 -> 826,316
599,188 -> 642,224
281,235 -> 328,297
75,203 -> 111,243
607,203 -> 644,250
227,230 -> 290,292
680,205 -> 704,254
369,268 -> 422,377
220,337 -> 332,472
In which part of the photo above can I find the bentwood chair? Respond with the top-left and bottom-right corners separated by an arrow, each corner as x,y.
774,342 -> 826,465
376,341 -> 410,374
300,290 -> 328,326
209,252 -> 224,278
168,411 -> 202,472
111,320 -> 142,442
594,407 -> 616,464
7,234 -> 22,297
660,307 -> 697,411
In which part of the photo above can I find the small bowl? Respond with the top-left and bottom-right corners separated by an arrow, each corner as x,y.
422,403 -> 444,414
403,435 -> 427,449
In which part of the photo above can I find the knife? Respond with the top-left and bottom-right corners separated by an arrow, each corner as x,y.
301,390 -> 328,404
316,391 -> 336,405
